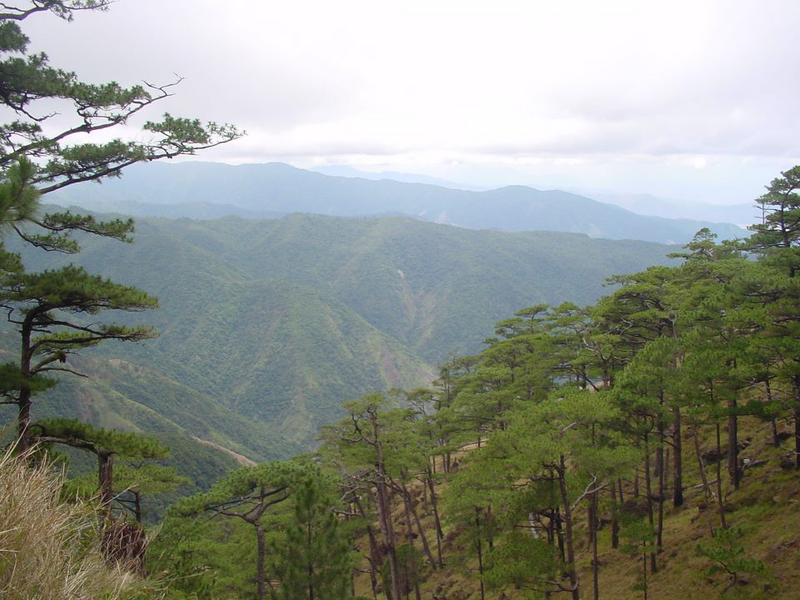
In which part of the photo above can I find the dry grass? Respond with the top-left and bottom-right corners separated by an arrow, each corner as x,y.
0,446 -> 145,600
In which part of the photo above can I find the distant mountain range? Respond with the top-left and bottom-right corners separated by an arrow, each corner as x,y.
49,161 -> 748,244
587,192 -> 757,227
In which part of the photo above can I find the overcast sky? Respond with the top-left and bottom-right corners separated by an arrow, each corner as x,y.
22,0 -> 800,204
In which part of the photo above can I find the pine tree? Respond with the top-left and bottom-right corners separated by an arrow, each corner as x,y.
271,474 -> 352,600
174,461 -> 308,600
0,1 -> 240,450
1,265 -> 158,450
31,418 -> 168,510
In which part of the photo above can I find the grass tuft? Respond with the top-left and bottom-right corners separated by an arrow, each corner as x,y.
0,446 -> 146,599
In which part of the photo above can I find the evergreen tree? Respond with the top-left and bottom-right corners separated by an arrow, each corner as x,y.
31,417 -> 168,510
0,1 -> 240,450
271,474 -> 352,600
174,461 -> 308,600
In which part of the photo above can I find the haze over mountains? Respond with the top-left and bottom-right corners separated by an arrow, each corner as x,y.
313,164 -> 759,227
50,161 -> 748,244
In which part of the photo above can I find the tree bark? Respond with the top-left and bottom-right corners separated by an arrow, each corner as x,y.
255,522 -> 266,600
672,407 -> 684,506
766,380 -> 780,448
692,426 -> 711,501
591,492 -> 599,600
399,483 -> 421,600
16,390 -> 31,453
792,377 -> 800,470
133,490 -> 142,525
656,414 -> 665,553
557,455 -> 580,600
403,483 -> 437,568
475,509 -> 486,600
727,397 -> 739,489
98,452 -> 114,514
426,472 -> 444,567
715,423 -> 728,530
795,407 -> 800,470
643,435 -> 657,574
555,508 -> 566,564
354,496 -> 380,599
375,478 -> 401,600
16,315 -> 36,453
610,485 -> 619,549
372,423 -> 403,600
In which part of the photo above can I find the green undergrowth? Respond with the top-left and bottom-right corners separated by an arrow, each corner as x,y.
353,415 -> 799,599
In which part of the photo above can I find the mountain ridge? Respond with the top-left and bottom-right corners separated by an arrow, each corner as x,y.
49,161 -> 747,244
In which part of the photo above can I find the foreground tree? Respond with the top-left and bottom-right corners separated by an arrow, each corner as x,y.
321,393 -> 406,600
174,461 -> 308,600
270,473 -> 353,600
2,266 -> 158,450
0,1 -> 240,448
31,418 -> 168,510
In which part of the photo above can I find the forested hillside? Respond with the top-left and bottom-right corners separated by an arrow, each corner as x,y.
49,161 -> 746,244
11,212 -> 677,454
2,3 -> 798,600
150,167 -> 800,600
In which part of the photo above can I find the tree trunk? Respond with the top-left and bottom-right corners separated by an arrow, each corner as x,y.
255,522 -> 266,600
727,397 -> 739,489
557,456 -> 580,600
16,389 -> 31,453
399,483 -> 421,600
403,483 -> 437,568
793,377 -> 800,469
98,452 -> 114,514
16,322 -> 34,453
555,508 -> 566,563
354,496 -> 380,599
591,492 -> 599,600
766,380 -> 780,448
643,435 -> 657,574
715,423 -> 728,530
475,508 -> 486,600
133,491 -> 142,525
795,407 -> 800,470
373,439 -> 402,600
610,485 -> 619,549
642,550 -> 648,600
692,426 -> 711,501
672,406 -> 684,506
375,480 -> 402,600
308,518 -> 315,600
426,473 -> 444,567
656,415 -> 665,553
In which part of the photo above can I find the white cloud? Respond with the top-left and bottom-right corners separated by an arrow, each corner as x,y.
19,0 -> 800,202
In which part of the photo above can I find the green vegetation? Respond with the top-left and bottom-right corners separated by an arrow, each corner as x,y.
147,166 -> 800,599
1,5 -> 797,599
10,212 -> 678,453
0,0 -> 240,594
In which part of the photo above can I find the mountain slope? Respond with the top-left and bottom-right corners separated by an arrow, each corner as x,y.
49,161 -> 746,244
11,212 -> 678,450
146,213 -> 680,360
